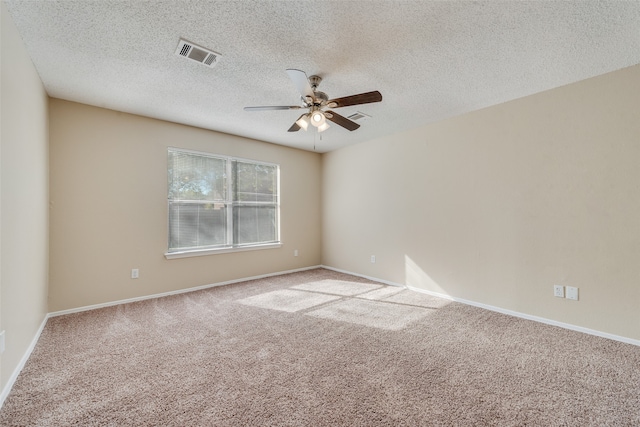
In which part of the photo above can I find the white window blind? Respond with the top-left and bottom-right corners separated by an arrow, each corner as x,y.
168,148 -> 279,254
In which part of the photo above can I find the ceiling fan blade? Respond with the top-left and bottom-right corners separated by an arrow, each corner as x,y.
326,91 -> 382,109
325,111 -> 360,131
287,114 -> 307,132
286,69 -> 315,100
244,106 -> 302,111
288,123 -> 301,132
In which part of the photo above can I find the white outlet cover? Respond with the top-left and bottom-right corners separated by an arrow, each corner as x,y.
566,286 -> 579,301
554,285 -> 564,298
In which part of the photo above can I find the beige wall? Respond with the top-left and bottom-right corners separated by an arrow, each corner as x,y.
0,3 -> 50,391
49,100 -> 322,312
322,65 -> 640,341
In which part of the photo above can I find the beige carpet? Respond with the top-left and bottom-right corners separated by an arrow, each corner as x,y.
1,268 -> 638,426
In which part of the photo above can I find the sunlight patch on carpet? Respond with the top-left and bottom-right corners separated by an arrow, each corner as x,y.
291,279 -> 382,296
378,290 -> 452,309
358,286 -> 405,300
306,299 -> 431,331
237,290 -> 341,313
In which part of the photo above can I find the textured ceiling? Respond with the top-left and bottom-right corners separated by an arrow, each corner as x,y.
5,1 -> 640,153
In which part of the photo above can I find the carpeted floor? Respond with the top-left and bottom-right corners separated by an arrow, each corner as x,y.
1,268 -> 639,426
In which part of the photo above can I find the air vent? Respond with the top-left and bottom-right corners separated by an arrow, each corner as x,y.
175,38 -> 221,68
347,111 -> 371,121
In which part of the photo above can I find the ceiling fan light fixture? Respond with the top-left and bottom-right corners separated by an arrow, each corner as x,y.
310,110 -> 326,127
296,114 -> 310,131
317,122 -> 330,132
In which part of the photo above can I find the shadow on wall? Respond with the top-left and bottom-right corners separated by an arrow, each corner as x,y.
236,278 -> 451,331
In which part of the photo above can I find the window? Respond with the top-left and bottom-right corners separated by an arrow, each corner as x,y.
167,148 -> 279,257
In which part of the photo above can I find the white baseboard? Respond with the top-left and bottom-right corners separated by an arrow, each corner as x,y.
49,265 -> 322,318
321,265 -> 404,288
321,265 -> 640,347
0,314 -> 49,408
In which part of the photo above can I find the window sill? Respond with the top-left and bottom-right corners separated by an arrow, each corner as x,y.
164,242 -> 282,260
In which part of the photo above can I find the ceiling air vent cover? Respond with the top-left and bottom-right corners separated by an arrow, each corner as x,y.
347,111 -> 371,121
175,38 -> 221,68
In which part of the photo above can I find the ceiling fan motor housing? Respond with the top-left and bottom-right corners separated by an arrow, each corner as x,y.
313,91 -> 328,103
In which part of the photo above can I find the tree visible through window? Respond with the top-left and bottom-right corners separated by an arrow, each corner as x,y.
168,148 -> 279,253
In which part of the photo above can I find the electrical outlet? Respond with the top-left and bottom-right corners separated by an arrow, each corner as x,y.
0,330 -> 5,354
294,249 -> 298,257
131,268 -> 139,279
566,286 -> 579,301
370,255 -> 376,264
554,285 -> 564,298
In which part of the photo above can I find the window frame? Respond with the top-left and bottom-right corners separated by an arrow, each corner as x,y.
165,147 -> 281,259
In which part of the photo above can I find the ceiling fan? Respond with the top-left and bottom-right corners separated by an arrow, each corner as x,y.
244,69 -> 382,133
